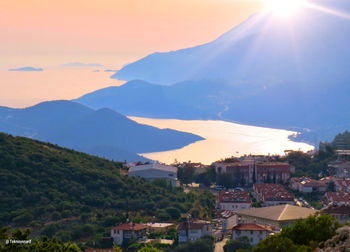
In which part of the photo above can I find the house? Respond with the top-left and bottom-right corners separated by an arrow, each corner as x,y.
146,223 -> 175,233
217,191 -> 252,211
290,177 -> 327,193
213,160 -> 294,185
322,177 -> 350,192
178,220 -> 213,243
111,223 -> 148,245
324,192 -> 350,206
213,161 -> 253,185
232,223 -> 276,245
321,205 -> 350,223
128,163 -> 178,187
235,204 -> 317,229
216,210 -> 237,231
253,184 -> 295,206
255,162 -> 294,183
328,160 -> 350,178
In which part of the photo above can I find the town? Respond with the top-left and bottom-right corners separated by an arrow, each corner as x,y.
84,146 -> 350,252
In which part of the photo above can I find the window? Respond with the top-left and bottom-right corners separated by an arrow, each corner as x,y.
250,231 -> 253,235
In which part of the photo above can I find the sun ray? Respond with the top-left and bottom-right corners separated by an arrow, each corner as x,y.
304,2 -> 350,20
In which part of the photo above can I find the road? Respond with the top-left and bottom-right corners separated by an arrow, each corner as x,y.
215,238 -> 228,252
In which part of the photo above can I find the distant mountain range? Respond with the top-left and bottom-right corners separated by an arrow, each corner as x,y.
0,101 -> 203,161
77,0 -> 350,141
9,67 -> 43,71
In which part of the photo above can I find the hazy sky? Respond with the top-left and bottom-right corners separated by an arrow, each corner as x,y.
0,0 -> 265,108
0,0 -> 263,69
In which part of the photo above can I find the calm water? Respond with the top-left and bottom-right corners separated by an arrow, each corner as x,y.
0,69 -> 314,164
130,117 -> 314,165
0,69 -> 124,108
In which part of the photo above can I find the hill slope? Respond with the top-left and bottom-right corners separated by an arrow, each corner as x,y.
0,100 -> 204,161
0,133 -> 214,243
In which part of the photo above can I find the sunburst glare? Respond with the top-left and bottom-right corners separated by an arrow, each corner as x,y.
265,0 -> 308,17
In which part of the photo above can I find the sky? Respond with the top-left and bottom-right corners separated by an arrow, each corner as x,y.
0,0 -> 263,69
0,0 -> 264,107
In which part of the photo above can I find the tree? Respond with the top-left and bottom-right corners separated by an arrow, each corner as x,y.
327,181 -> 336,192
0,227 -> 81,252
280,214 -> 339,248
224,236 -> 252,252
254,214 -> 339,251
172,236 -> 215,252
138,247 -> 163,252
254,236 -> 298,252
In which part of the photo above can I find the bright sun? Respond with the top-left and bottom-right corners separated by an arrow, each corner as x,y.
266,0 -> 307,17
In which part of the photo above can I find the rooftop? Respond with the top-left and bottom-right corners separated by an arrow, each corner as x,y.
217,210 -> 236,219
112,223 -> 148,231
325,192 -> 350,202
218,191 -> 252,204
147,223 -> 174,228
321,205 -> 350,215
129,163 -> 177,173
236,204 -> 317,221
232,223 -> 275,232
254,184 -> 294,201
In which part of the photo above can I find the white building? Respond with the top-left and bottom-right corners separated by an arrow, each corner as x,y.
178,221 -> 213,243
128,163 -> 178,187
232,223 -> 276,245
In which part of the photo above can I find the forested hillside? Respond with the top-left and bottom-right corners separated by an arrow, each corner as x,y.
0,133 -> 214,246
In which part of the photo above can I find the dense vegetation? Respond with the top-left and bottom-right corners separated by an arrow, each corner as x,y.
0,133 -> 214,248
254,214 -> 340,252
224,237 -> 252,252
0,227 -> 81,252
171,236 -> 214,252
332,131 -> 350,150
285,145 -> 336,178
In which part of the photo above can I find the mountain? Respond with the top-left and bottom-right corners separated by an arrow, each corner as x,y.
77,0 -> 350,141
8,67 -> 43,71
0,101 -> 203,161
113,0 -> 350,85
0,133 -> 214,243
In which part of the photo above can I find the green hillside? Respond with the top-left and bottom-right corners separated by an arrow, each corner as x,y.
0,133 -> 214,247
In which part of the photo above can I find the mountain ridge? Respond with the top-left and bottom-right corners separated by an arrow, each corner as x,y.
0,100 -> 204,161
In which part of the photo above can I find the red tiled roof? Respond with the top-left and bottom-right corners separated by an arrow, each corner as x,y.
112,223 -> 148,231
325,192 -> 350,203
254,184 -> 294,201
218,191 -> 252,204
232,223 -> 275,231
291,177 -> 327,187
321,205 -> 350,215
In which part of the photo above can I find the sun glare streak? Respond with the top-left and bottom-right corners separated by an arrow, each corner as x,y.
305,2 -> 350,20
